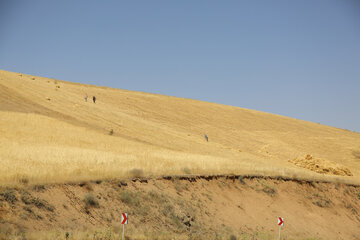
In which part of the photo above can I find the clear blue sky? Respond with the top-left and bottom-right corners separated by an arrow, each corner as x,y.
1,0 -> 359,132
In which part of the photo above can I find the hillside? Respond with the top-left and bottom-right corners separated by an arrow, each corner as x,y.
1,69 -> 360,239
1,69 -> 360,186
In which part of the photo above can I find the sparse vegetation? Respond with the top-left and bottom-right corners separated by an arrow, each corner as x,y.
109,129 -> 114,135
262,185 -> 276,196
147,190 -> 168,205
23,205 -> 33,213
251,180 -> 277,196
33,184 -> 46,191
0,178 -> 358,239
120,190 -> 140,206
345,203 -> 358,215
33,198 -> 55,211
161,202 -> 184,230
84,193 -> 99,208
311,193 -> 331,208
21,190 -> 33,205
229,234 -> 237,240
137,204 -> 150,216
21,191 -> 55,211
0,189 -> 17,204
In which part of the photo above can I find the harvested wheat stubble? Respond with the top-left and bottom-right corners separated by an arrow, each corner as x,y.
289,154 -> 353,176
1,69 -> 360,186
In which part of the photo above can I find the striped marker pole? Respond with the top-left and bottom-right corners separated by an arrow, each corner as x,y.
277,217 -> 284,240
122,224 -> 125,240
121,213 -> 128,240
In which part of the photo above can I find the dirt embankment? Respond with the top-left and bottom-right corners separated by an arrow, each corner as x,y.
0,175 -> 359,240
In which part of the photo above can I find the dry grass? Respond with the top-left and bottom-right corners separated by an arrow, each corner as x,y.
84,193 -> 99,208
0,112 -> 244,185
1,69 -> 360,186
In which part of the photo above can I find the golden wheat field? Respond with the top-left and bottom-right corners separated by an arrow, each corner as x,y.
1,69 -> 360,186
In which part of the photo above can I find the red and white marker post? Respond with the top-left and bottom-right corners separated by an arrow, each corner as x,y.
277,217 -> 284,239
121,213 -> 128,240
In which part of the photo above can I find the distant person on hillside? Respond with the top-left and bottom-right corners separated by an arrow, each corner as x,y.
85,93 -> 88,102
204,134 -> 208,142
93,96 -> 96,103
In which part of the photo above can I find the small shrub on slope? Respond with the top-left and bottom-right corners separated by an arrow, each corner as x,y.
0,190 -> 17,204
84,193 -> 99,208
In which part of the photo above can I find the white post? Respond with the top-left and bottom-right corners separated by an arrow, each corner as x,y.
278,225 -> 281,240
122,224 -> 125,240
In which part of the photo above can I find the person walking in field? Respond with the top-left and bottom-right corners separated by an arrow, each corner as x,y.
85,93 -> 88,102
204,134 -> 208,142
93,96 -> 96,103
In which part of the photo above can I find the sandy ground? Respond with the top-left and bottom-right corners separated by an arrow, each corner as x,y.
0,176 -> 359,240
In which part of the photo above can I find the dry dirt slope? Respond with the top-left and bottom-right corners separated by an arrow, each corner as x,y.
0,69 -> 360,185
0,176 -> 360,240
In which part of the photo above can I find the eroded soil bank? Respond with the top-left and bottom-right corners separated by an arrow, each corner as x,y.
1,175 -> 360,240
